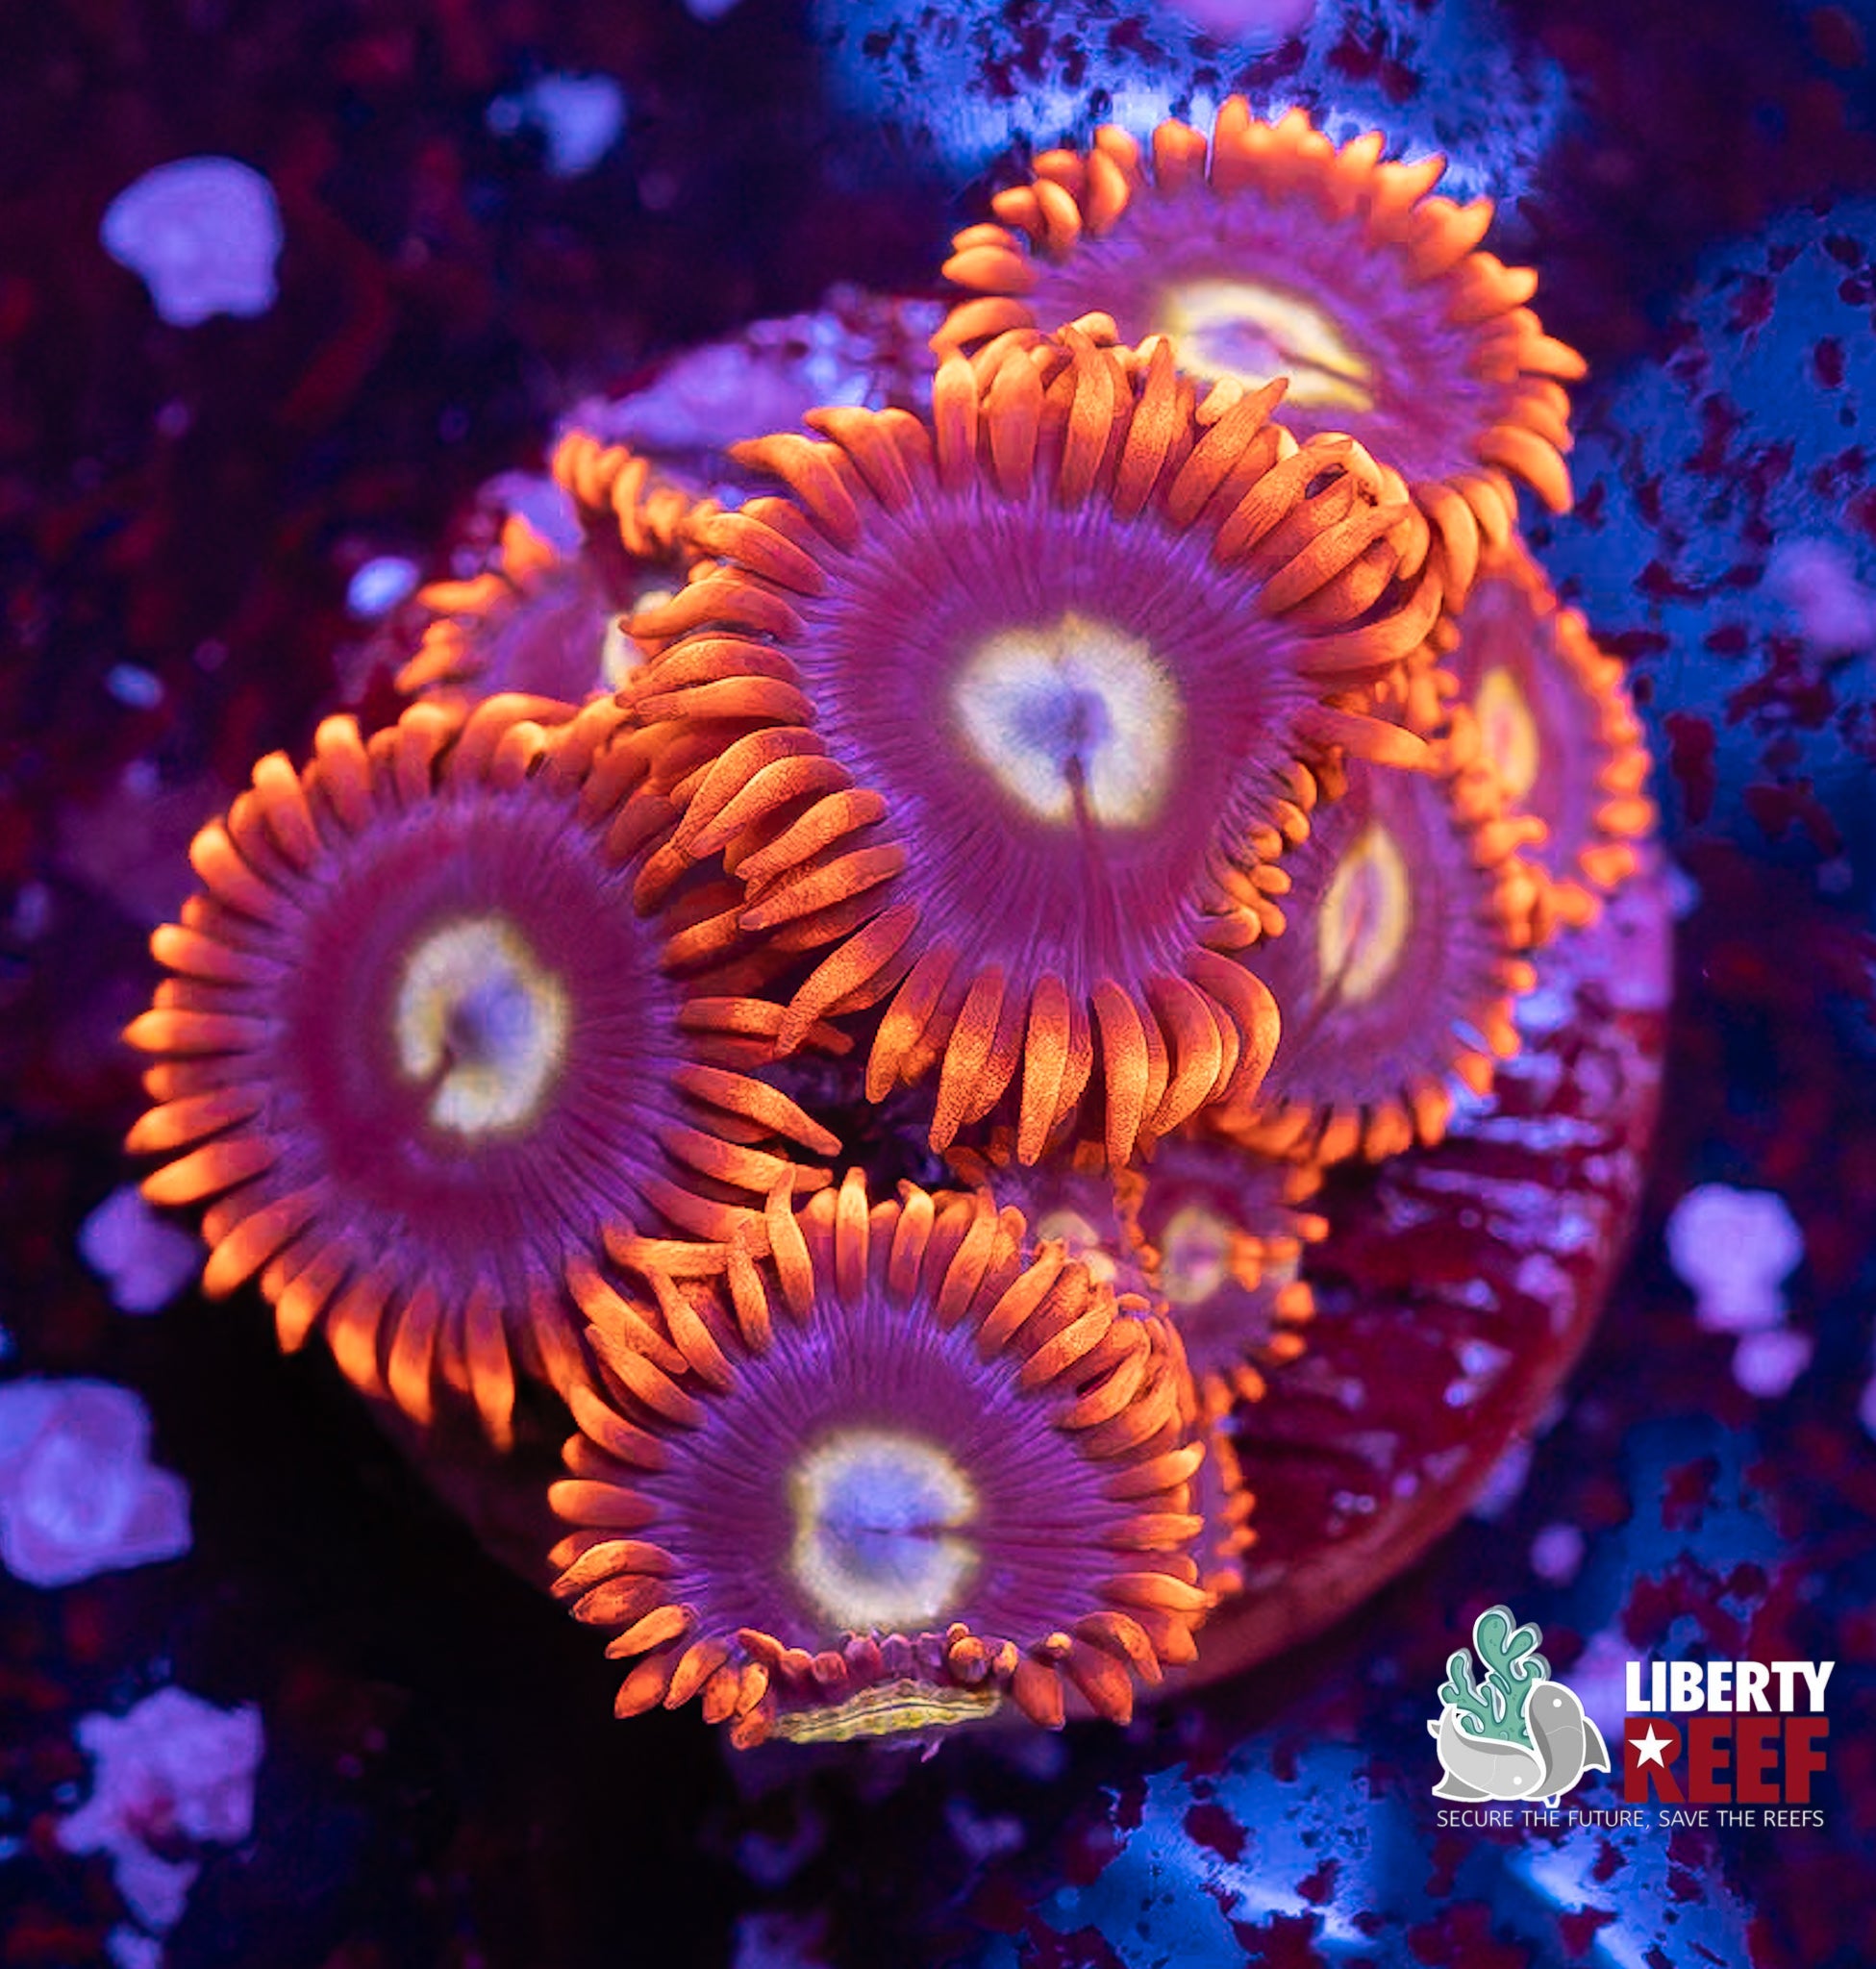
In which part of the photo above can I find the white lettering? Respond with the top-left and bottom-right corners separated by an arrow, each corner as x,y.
1796,1661 -> 1834,1710
1618,1657 -> 1831,1713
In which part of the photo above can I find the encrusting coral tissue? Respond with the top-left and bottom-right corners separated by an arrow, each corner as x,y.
125,102 -> 1664,1748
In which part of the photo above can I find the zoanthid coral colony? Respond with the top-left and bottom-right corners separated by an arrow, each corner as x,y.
127,103 -> 1661,1746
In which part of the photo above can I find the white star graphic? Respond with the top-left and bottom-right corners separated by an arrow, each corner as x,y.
1632,1725 -> 1674,1768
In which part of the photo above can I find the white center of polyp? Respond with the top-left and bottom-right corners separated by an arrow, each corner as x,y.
1475,664 -> 1541,803
599,615 -> 638,691
1317,821 -> 1413,1008
602,583 -> 675,692
1155,277 -> 1376,414
788,1428 -> 979,1633
951,612 -> 1181,830
393,914 -> 569,1137
1158,1202 -> 1234,1309
1036,1208 -> 1116,1286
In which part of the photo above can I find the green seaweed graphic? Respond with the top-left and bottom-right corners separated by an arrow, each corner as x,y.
1438,1605 -> 1551,1746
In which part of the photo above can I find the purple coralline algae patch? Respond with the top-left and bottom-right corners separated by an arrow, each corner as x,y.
1530,199 -> 1876,886
1665,1183 -> 1815,1398
485,73 -> 628,181
564,286 -> 942,491
77,1186 -> 203,1317
809,0 -> 1564,203
1664,1184 -> 1804,1335
57,1685 -> 263,1936
0,1380 -> 190,1589
99,158 -> 285,330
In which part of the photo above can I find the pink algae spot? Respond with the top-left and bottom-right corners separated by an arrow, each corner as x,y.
1726,275 -> 1776,336
1742,783 -> 1843,856
1426,1829 -> 1470,1900
1297,1857 -> 1340,1905
1638,559 -> 1703,603
1811,8 -> 1865,65
1226,1909 -> 1330,1965
1182,1798 -> 1247,1863
1666,1827 -> 1712,1873
1663,711 -> 1718,824
1605,629 -> 1670,660
1729,1559 -> 1771,1603
1807,445 -> 1868,500
1407,1900 -> 1534,1967
1379,56 -> 1419,104
1661,1456 -> 1719,1531
1327,29 -> 1382,83
1691,395 -> 1747,476
964,1874 -> 1031,1936
1558,1907 -> 1618,1959
1062,1814 -> 1125,1888
1847,486 -> 1876,545
1030,1923 -> 1129,1969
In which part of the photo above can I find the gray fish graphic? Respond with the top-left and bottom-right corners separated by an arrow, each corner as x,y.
1427,1706 -> 1546,1801
1522,1681 -> 1612,1806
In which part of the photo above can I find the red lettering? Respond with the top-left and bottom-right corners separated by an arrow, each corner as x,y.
1688,1717 -> 1732,1802
1623,1715 -> 1828,1805
1785,1717 -> 1829,1803
1734,1716 -> 1778,1804
1625,1719 -> 1684,1802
